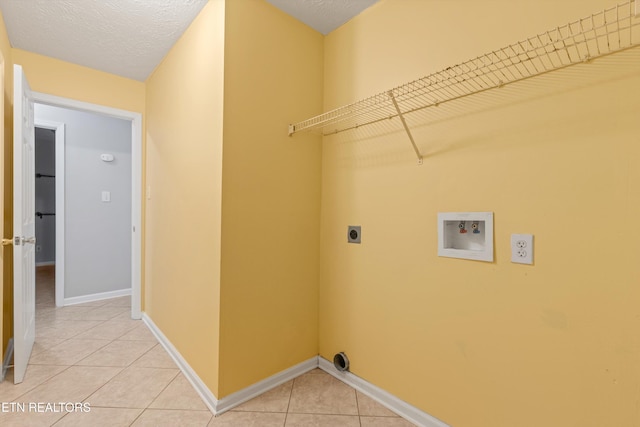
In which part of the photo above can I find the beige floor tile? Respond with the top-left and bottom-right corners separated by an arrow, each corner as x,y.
284,413 -> 360,426
149,373 -> 209,410
87,366 -> 179,408
35,307 -> 57,321
101,296 -> 132,307
73,319 -> 140,340
54,407 -> 143,426
356,391 -> 399,417
288,371 -> 358,415
232,380 -> 293,413
131,344 -> 178,369
111,310 -> 137,321
360,416 -> 417,426
70,306 -> 129,321
0,365 -> 67,402
36,320 -> 104,340
29,339 -> 111,366
76,340 -> 157,367
132,409 -> 213,426
208,411 -> 286,426
117,323 -> 157,341
45,306 -> 95,321
21,268 -> 422,427
31,337 -> 67,356
16,366 -> 123,404
67,300 -> 111,308
0,405 -> 67,426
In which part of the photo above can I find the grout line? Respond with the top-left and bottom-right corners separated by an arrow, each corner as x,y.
129,407 -> 146,426
283,376 -> 295,426
7,365 -> 73,403
355,390 -> 363,427
145,369 -> 181,410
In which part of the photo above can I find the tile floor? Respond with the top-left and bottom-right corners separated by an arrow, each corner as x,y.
0,266 -> 416,426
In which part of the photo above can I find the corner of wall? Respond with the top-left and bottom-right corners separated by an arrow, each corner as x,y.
217,0 -> 323,397
144,0 -> 226,398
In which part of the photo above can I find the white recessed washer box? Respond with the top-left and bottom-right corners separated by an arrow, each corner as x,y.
437,212 -> 494,262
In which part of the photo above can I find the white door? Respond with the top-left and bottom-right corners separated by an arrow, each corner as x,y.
13,64 -> 36,384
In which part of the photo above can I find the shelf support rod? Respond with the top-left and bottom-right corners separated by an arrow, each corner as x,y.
388,91 -> 423,165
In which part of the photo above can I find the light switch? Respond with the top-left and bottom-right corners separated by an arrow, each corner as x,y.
101,191 -> 111,202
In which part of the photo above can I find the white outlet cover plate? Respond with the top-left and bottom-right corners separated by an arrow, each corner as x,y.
511,233 -> 534,264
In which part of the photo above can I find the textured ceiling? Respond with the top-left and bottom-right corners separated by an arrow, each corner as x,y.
0,0 -> 209,81
265,0 -> 379,35
0,0 -> 379,82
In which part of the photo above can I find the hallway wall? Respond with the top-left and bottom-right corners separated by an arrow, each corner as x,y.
144,0 -> 225,397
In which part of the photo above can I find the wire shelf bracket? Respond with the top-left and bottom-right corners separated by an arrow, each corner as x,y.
288,0 -> 640,164
388,90 -> 423,164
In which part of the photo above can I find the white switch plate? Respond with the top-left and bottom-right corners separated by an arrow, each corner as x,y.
511,233 -> 533,264
101,191 -> 111,202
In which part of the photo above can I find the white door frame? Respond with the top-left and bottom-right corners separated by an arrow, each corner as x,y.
33,120 -> 65,308
32,92 -> 143,320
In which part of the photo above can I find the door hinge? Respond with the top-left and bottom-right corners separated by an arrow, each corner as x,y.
2,238 -> 13,246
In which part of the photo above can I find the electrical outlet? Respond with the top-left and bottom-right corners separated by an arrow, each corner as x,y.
511,234 -> 533,264
347,226 -> 361,244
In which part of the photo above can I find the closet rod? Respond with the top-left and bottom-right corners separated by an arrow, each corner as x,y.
289,0 -> 640,148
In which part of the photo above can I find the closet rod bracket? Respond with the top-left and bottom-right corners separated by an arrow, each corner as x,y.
388,91 -> 423,165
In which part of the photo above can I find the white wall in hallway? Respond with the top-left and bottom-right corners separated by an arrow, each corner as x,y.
35,104 -> 132,299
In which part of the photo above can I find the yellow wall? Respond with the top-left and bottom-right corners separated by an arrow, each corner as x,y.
0,9 -> 12,364
11,49 -> 144,113
218,0 -> 323,396
144,0 -> 226,396
320,1 -> 640,426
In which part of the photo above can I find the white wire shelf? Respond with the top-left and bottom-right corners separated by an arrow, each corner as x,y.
288,0 -> 640,163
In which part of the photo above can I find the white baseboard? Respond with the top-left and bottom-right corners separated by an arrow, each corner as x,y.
2,338 -> 14,381
216,356 -> 318,414
142,313 -> 318,416
64,288 -> 131,306
36,261 -> 55,267
135,317 -> 447,426
142,313 -> 219,414
318,357 -> 450,427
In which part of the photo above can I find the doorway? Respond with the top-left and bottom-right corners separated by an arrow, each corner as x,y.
32,92 -> 142,320
33,121 -> 64,308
